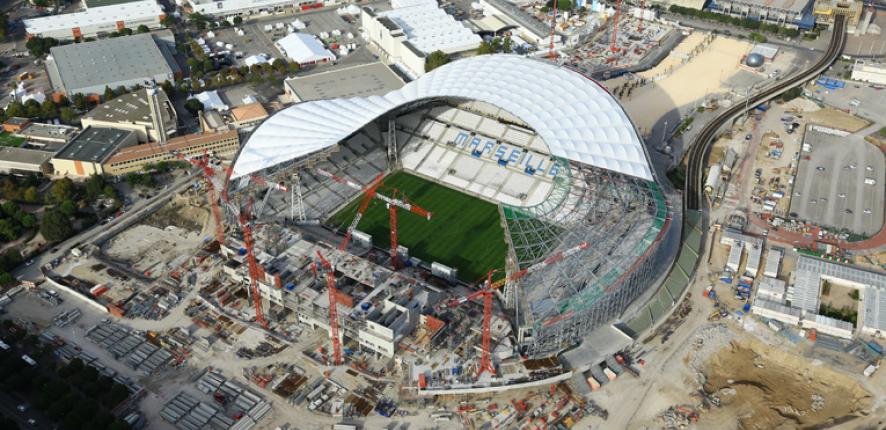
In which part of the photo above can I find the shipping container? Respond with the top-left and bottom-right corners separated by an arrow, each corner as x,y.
586,377 -> 600,390
418,373 -> 426,388
603,368 -> 617,381
868,341 -> 883,355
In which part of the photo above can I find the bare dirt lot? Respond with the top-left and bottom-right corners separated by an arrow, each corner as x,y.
101,201 -> 211,277
702,339 -> 872,430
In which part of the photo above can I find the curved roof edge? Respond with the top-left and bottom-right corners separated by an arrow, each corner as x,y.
233,55 -> 653,181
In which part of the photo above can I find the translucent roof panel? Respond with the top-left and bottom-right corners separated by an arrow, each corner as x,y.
233,55 -> 652,181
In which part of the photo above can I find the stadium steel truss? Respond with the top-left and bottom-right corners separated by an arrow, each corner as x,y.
226,55 -> 676,358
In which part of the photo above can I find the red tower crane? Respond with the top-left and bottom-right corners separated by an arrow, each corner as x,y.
549,0 -> 558,59
239,198 -> 266,327
611,0 -> 622,51
435,242 -> 591,379
317,168 -> 432,269
638,0 -> 646,32
315,251 -> 343,365
172,150 -> 289,328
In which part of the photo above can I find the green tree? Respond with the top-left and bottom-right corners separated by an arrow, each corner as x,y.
425,50 -> 451,72
73,93 -> 88,110
109,31 -> 120,38
0,11 -> 9,39
57,95 -> 70,107
156,161 -> 168,172
25,100 -> 41,118
2,201 -> 19,216
272,58 -> 285,69
119,28 -> 133,36
0,219 -> 20,241
5,102 -> 24,118
221,20 -> 231,27
50,178 -> 76,202
186,58 -> 203,73
262,62 -> 273,73
40,100 -> 59,118
161,80 -> 176,98
233,16 -> 243,24
545,0 -> 571,8
21,214 -> 36,228
203,59 -> 214,72
103,86 -> 116,101
142,174 -> 157,188
23,187 -> 40,204
61,107 -> 76,123
59,200 -> 78,217
161,15 -> 178,27
137,24 -> 150,34
116,86 -> 129,96
240,65 -> 250,75
0,273 -> 13,288
141,163 -> 154,173
288,61 -> 300,73
102,185 -> 116,199
124,173 -> 142,187
25,36 -> 58,57
184,98 -> 205,116
85,174 -> 106,198
476,41 -> 495,55
250,64 -> 261,74
40,210 -> 72,242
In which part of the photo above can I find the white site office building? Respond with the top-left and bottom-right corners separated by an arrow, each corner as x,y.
25,0 -> 165,41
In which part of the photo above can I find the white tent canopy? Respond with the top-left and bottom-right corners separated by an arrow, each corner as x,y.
244,55 -> 269,67
188,91 -> 227,111
233,55 -> 653,181
275,33 -> 335,66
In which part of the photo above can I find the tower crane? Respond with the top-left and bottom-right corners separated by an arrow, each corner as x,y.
435,242 -> 591,378
172,150 -> 289,328
611,0 -> 622,51
317,168 -> 432,268
638,0 -> 646,32
549,0 -> 558,59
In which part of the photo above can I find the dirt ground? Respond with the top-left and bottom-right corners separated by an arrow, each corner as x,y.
618,36 -> 754,131
101,201 -> 211,278
820,283 -> 859,312
805,108 -> 871,132
702,339 -> 872,430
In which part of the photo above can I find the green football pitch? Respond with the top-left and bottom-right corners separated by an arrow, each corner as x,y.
328,172 -> 508,282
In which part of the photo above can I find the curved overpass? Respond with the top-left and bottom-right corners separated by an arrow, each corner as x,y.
685,15 -> 848,211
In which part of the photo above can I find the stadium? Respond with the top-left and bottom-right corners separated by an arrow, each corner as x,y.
227,55 -> 676,358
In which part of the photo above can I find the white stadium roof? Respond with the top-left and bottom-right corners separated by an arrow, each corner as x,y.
233,55 -> 652,181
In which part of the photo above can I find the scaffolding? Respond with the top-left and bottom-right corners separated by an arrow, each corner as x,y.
500,158 -> 675,357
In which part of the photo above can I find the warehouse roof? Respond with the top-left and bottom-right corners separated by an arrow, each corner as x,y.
864,287 -> 886,332
105,130 -> 239,166
82,89 -> 176,130
235,55 -> 653,180
55,127 -> 135,163
380,3 -> 482,54
46,34 -> 174,94
0,147 -> 55,165
24,1 -> 163,35
83,0 -> 144,8
284,63 -> 405,102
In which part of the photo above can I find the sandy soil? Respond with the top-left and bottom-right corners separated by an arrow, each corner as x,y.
805,108 -> 871,133
101,203 -> 210,278
703,339 -> 872,430
620,37 -> 754,131
635,55 -> 685,80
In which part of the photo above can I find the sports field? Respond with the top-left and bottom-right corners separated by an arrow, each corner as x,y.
0,132 -> 25,147
328,172 -> 508,282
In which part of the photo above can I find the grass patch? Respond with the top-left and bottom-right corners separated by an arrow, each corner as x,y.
666,166 -> 685,190
819,304 -> 857,325
328,172 -> 508,282
0,132 -> 26,147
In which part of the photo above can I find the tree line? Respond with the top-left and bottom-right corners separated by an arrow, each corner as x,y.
667,5 -> 800,38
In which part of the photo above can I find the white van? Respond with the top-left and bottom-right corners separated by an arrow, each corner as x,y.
865,178 -> 877,185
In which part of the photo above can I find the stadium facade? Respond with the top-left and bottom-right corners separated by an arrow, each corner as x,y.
228,55 -> 676,358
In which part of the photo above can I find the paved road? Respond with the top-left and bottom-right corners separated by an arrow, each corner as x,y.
11,173 -> 199,281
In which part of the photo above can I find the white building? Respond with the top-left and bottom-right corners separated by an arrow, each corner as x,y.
25,0 -> 165,41
764,247 -> 783,278
726,242 -> 743,272
862,286 -> 886,337
801,314 -> 854,339
745,243 -> 762,278
756,277 -> 786,301
751,297 -> 802,326
275,33 -> 336,66
851,60 -> 886,86
186,0 -> 317,18
362,0 -> 482,78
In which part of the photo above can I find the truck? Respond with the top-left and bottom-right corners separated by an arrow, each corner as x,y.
866,178 -> 877,185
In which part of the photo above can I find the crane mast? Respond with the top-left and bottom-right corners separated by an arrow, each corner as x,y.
316,251 -> 343,365
611,0 -> 621,51
240,200 -> 266,327
549,0 -> 558,59
435,242 -> 591,377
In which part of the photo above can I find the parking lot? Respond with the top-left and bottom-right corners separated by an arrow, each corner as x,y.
790,128 -> 886,236
203,5 -> 388,75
